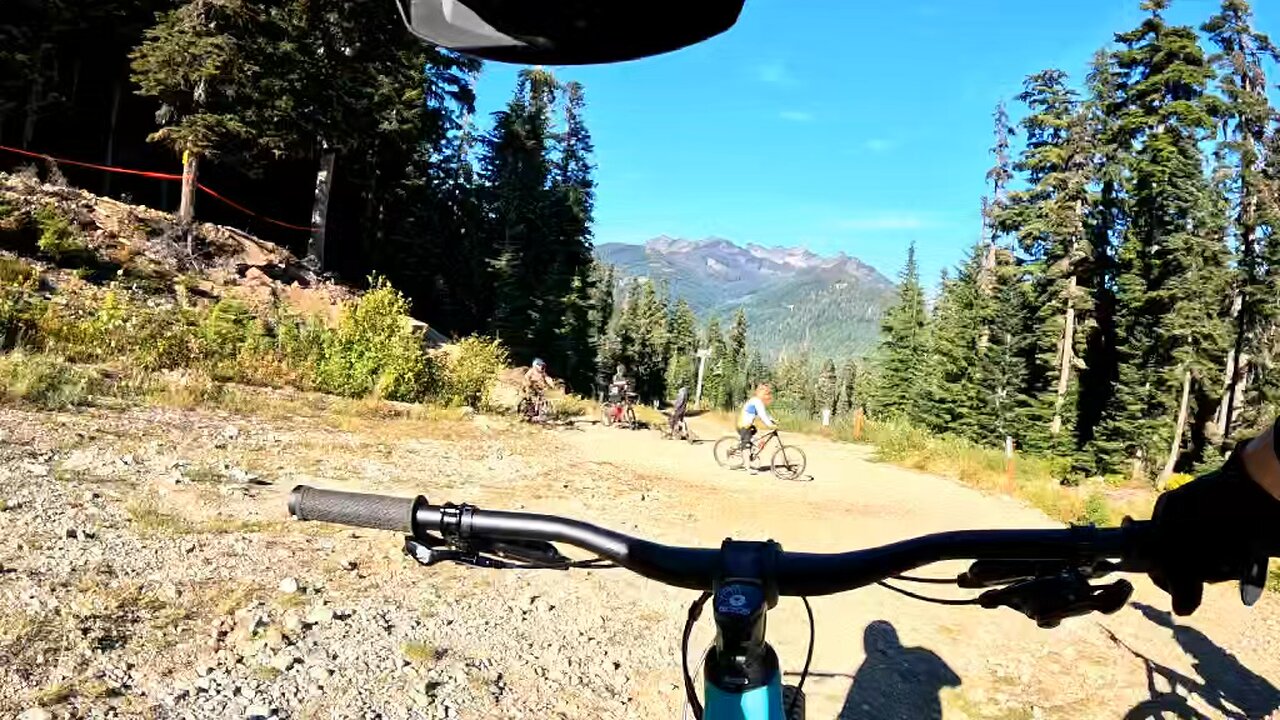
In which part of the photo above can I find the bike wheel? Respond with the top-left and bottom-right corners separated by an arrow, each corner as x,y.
782,685 -> 806,720
714,435 -> 746,469
625,406 -> 637,429
683,422 -> 698,444
602,405 -> 614,426
771,445 -> 808,481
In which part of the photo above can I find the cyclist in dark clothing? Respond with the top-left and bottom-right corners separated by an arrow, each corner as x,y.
668,386 -> 689,437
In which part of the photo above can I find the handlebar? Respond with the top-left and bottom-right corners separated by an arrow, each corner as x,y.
289,485 -> 1154,597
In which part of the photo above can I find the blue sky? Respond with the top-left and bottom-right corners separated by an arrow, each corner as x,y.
473,0 -> 1278,286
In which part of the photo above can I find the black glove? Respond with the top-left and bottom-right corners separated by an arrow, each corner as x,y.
1147,441 -> 1280,616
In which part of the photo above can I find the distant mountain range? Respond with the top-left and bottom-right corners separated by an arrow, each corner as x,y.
595,236 -> 896,360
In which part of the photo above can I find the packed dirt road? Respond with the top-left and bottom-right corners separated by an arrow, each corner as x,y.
1,393 -> 1278,719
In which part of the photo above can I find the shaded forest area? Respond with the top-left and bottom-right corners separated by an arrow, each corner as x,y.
0,0 -> 603,390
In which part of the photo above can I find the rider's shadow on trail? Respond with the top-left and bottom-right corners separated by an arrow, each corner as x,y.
838,620 -> 961,720
1119,602 -> 1280,719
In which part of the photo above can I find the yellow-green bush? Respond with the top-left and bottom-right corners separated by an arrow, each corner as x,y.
316,277 -> 432,402
0,351 -> 97,409
436,335 -> 507,407
1078,491 -> 1111,527
0,256 -> 36,286
1164,473 -> 1195,491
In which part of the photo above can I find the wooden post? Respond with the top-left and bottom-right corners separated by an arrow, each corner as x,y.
1005,435 -> 1015,490
853,407 -> 865,441
179,149 -> 198,224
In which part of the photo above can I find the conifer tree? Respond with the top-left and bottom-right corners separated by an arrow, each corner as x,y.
1203,0 -> 1280,443
875,242 -> 931,423
1092,0 -> 1230,483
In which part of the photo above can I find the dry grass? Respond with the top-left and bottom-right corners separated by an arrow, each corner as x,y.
125,498 -> 195,535
401,641 -> 441,666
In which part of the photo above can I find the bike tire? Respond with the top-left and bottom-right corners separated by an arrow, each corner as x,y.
684,423 -> 698,444
625,406 -> 637,429
602,405 -> 614,426
714,435 -> 746,469
771,445 -> 808,481
782,685 -> 806,720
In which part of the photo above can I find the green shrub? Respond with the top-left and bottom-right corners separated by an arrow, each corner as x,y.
0,352 -> 96,409
198,299 -> 254,360
1077,491 -> 1111,527
34,205 -> 85,260
864,418 -> 931,462
0,256 -> 36,287
437,335 -> 507,407
316,277 -> 431,402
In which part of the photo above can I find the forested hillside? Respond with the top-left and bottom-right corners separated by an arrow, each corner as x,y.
0,0 -> 604,391
595,236 -> 894,359
871,0 -> 1280,485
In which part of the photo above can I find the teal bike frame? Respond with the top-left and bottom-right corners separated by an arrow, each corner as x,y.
704,679 -> 783,719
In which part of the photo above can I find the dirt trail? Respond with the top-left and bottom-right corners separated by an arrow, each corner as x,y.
2,397 -> 1278,719
551,417 -> 1280,719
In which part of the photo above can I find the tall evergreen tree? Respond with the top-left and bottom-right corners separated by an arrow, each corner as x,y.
131,0 -> 257,224
1203,0 -> 1280,444
664,299 -> 700,394
837,358 -> 860,415
875,242 -> 931,423
922,247 -> 990,441
1091,0 -> 1230,483
997,69 -> 1094,452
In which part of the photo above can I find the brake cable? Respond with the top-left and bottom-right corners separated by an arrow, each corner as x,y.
679,594 -> 815,720
891,573 -> 959,585
790,597 -> 814,719
681,592 -> 712,720
876,580 -> 980,606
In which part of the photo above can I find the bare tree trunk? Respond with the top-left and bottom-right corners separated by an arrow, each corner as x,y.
22,50 -> 45,149
1158,369 -> 1193,490
103,79 -> 123,196
179,151 -> 199,255
1050,274 -> 1078,436
307,147 -> 336,270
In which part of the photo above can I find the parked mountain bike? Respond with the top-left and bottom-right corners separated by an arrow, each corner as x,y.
289,485 -> 1164,720
714,429 -> 807,481
604,393 -> 640,429
661,412 -> 698,443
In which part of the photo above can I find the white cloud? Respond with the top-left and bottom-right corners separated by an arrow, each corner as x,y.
863,138 -> 896,153
835,214 -> 933,231
779,110 -> 814,122
755,62 -> 793,85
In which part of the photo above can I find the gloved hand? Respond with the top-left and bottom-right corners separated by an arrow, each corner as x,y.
1147,433 -> 1280,615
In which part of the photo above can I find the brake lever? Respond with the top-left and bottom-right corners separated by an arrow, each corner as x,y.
977,571 -> 1133,628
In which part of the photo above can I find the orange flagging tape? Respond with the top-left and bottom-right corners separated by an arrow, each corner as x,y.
0,144 -> 182,180
0,144 -> 311,232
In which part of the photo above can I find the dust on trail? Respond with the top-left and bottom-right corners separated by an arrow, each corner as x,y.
1,398 -> 1277,719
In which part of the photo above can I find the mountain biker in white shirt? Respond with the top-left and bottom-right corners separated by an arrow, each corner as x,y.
737,384 -> 777,467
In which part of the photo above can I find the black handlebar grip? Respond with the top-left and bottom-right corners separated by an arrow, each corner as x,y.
288,485 -> 424,533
